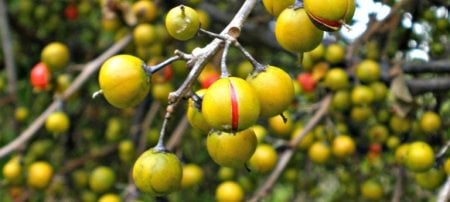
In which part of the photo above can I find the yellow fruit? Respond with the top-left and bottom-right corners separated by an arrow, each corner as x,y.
215,181 -> 244,202
268,112 -> 294,138
324,43 -> 345,64
356,59 -> 381,83
252,124 -> 268,143
394,143 -> 410,165
308,142 -> 331,164
181,164 -> 204,188
3,156 -> 22,184
165,5 -> 200,41
132,148 -> 182,195
444,158 -> 450,175
262,0 -> 295,16
45,111 -> 70,134
202,77 -> 260,132
389,115 -> 411,134
27,161 -> 53,189
304,0 -> 355,31
405,141 -> 435,172
196,9 -> 210,29
415,168 -> 445,190
247,66 -> 295,117
331,135 -> 355,158
187,89 -> 211,133
89,166 -> 116,193
351,85 -> 374,105
207,129 -> 257,168
14,106 -> 29,122
361,180 -> 383,200
420,111 -> 441,134
132,0 -> 157,22
275,7 -> 324,53
41,42 -> 70,71
248,144 -> 278,173
98,193 -> 121,202
98,55 -> 150,109
133,23 -> 157,46
291,125 -> 315,150
324,68 -> 349,91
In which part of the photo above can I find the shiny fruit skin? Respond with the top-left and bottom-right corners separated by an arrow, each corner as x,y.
45,111 -> 70,134
308,141 -> 331,164
202,77 -> 260,132
98,193 -> 121,202
356,59 -> 381,83
27,161 -> 53,189
304,0 -> 355,31
420,111 -> 441,134
332,135 -> 355,158
99,55 -> 150,109
361,180 -> 383,200
30,62 -> 51,90
207,129 -> 257,168
187,89 -> 211,133
181,163 -> 204,188
165,5 -> 200,41
247,66 -> 295,117
132,0 -> 157,22
215,181 -> 244,202
324,68 -> 349,91
132,148 -> 182,195
89,166 -> 116,193
275,8 -> 324,53
41,42 -> 70,71
248,144 -> 278,173
405,141 -> 435,172
268,113 -> 294,138
262,0 -> 295,17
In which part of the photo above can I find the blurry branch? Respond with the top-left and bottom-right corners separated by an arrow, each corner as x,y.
0,0 -> 17,101
403,60 -> 450,74
346,0 -> 413,61
166,115 -> 189,151
249,94 -> 332,202
59,144 -> 118,173
136,101 -> 161,154
0,34 -> 132,158
391,167 -> 406,202
438,176 -> 450,202
407,78 -> 450,95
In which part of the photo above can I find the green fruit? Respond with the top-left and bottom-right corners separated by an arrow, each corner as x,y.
247,66 -> 295,117
207,129 -> 257,168
351,85 -> 374,105
415,168 -> 445,190
356,59 -> 381,83
133,23 -> 157,46
165,5 -> 200,41
41,42 -> 70,71
275,8 -> 324,53
202,77 -> 260,132
89,166 -> 116,193
132,148 -> 182,195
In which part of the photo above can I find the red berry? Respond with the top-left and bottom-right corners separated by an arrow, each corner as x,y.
297,73 -> 316,92
30,62 -> 51,90
65,4 -> 78,21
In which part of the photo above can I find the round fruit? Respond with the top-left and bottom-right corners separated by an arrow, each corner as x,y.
361,180 -> 383,200
41,42 -> 70,71
331,135 -> 355,158
268,112 -> 294,138
247,66 -> 295,117
30,62 -> 51,90
133,23 -> 157,46
389,115 -> 411,134
370,81 -> 388,102
356,59 -> 381,83
394,143 -> 410,165
331,90 -> 351,111
202,77 -> 260,132
181,163 -> 204,188
98,193 -> 121,202
187,89 -> 211,133
262,0 -> 295,17
207,129 -> 257,168
405,141 -> 435,172
308,141 -> 331,164
3,157 -> 22,184
98,55 -> 150,109
132,0 -> 157,22
89,166 -> 116,193
248,144 -> 278,173
444,158 -> 450,175
324,43 -> 345,64
215,181 -> 244,202
275,7 -> 324,53
132,148 -> 182,195
291,125 -> 315,150
420,111 -> 441,134
165,5 -> 200,41
151,82 -> 173,103
196,9 -> 210,29
218,167 -> 235,181
324,68 -> 349,91
45,111 -> 70,134
297,72 -> 317,92
368,124 -> 389,143
350,106 -> 373,123
415,168 -> 445,190
304,0 -> 355,31
118,140 -> 136,163
351,85 -> 374,105
15,106 -> 29,122
252,125 -> 268,143
27,161 -> 53,189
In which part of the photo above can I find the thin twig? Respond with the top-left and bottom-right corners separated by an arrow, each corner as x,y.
437,176 -> 450,202
0,34 -> 132,158
391,167 -> 405,202
249,94 -> 332,202
0,0 -> 17,98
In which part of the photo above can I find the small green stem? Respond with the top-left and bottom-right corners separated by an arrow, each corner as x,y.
143,55 -> 180,75
234,42 -> 265,73
220,41 -> 231,78
154,114 -> 170,152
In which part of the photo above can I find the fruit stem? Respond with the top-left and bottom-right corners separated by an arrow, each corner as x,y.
144,55 -> 180,75
234,41 -> 265,73
180,5 -> 186,18
220,41 -> 231,78
154,115 -> 170,152
191,93 -> 202,111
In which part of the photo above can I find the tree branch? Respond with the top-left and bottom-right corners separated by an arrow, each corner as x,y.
0,0 -> 17,99
249,94 -> 332,202
0,34 -> 132,158
438,176 -> 450,202
403,60 -> 450,74
407,77 -> 450,95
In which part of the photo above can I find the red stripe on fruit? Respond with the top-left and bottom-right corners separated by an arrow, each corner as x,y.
229,80 -> 239,131
308,12 -> 343,31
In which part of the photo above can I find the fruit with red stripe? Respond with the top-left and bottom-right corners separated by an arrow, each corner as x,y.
304,0 -> 355,31
206,128 -> 257,168
202,77 -> 260,132
247,66 -> 295,117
